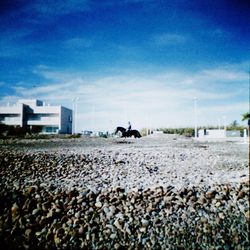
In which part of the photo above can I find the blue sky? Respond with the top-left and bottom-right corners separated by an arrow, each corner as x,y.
0,0 -> 249,131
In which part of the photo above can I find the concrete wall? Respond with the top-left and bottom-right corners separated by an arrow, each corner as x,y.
26,108 -> 60,126
198,129 -> 242,138
60,106 -> 72,134
0,104 -> 24,126
226,130 -> 241,137
198,129 -> 225,138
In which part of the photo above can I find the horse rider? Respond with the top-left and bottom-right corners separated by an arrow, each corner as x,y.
127,121 -> 131,132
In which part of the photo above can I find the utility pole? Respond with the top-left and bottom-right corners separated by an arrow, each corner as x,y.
194,97 -> 198,139
92,105 -> 96,133
72,97 -> 79,134
223,115 -> 226,129
72,100 -> 74,134
218,118 -> 221,130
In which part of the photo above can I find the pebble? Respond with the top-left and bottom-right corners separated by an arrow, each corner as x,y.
95,201 -> 102,208
0,181 -> 248,249
0,136 -> 249,249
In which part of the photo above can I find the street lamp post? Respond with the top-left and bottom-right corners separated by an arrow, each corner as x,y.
218,118 -> 221,130
223,115 -> 226,130
223,115 -> 227,138
72,97 -> 79,134
194,97 -> 198,139
72,100 -> 74,134
92,105 -> 96,134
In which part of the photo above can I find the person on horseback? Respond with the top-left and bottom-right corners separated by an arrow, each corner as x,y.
127,121 -> 131,132
115,123 -> 141,138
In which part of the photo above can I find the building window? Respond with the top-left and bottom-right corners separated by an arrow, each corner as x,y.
45,127 -> 58,133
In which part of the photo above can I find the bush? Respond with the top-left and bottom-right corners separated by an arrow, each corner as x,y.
0,124 -> 78,139
66,133 -> 82,139
160,127 -> 195,137
0,124 -> 30,137
0,124 -> 9,134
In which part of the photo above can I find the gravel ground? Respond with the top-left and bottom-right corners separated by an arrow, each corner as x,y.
0,134 -> 249,249
0,134 -> 248,192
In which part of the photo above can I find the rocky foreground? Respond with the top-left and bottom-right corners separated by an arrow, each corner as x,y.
0,135 -> 249,249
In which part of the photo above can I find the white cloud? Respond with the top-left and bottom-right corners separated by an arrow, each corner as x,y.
200,68 -> 247,82
206,28 -> 231,39
197,102 -> 249,126
32,0 -> 90,15
64,38 -> 93,48
0,95 -> 20,105
2,63 -> 248,131
153,33 -> 187,46
13,81 -> 76,97
32,65 -> 75,81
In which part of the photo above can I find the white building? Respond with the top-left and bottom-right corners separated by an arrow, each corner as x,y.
0,99 -> 72,134
198,129 -> 241,138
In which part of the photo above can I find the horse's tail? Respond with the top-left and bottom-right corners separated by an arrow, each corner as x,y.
114,127 -> 118,134
137,131 -> 142,138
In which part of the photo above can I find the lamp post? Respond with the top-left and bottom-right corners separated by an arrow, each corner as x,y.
72,100 -> 74,134
194,97 -> 198,139
223,115 -> 227,129
223,115 -> 227,138
218,118 -> 221,130
92,105 -> 95,134
72,97 -> 79,134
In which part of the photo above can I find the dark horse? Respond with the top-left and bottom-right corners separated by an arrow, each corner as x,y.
115,126 -> 142,138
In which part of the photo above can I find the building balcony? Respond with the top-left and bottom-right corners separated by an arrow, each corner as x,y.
27,118 -> 59,126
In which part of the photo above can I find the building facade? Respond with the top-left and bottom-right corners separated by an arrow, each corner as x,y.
0,99 -> 72,134
198,129 -> 241,138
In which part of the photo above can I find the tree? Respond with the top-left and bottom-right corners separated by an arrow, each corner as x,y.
241,112 -> 250,146
230,120 -> 239,127
241,112 -> 250,122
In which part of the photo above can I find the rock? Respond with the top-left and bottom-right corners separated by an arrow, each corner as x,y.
141,219 -> 149,227
95,201 -> 102,208
0,141 -> 248,249
114,219 -> 123,232
32,208 -> 40,215
11,203 -> 19,218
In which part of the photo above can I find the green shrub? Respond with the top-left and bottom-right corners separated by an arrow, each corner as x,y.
159,127 -> 195,137
66,133 -> 82,139
0,124 -> 30,137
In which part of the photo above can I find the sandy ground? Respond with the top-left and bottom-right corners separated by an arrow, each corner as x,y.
1,134 -> 248,192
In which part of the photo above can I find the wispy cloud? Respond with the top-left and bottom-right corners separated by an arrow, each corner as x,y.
64,38 -> 93,49
206,28 -> 231,39
153,33 -> 188,46
30,0 -> 90,16
200,68 -> 247,82
3,62 -> 247,131
32,65 -> 75,81
0,29 -> 34,58
13,82 -> 75,97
